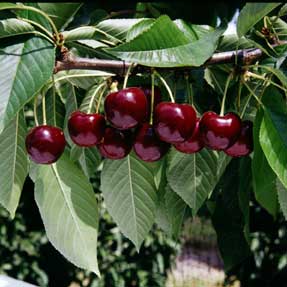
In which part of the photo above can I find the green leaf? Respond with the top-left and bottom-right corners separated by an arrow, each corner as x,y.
0,37 -> 55,133
260,107 -> 287,194
238,157 -> 252,243
0,3 -> 18,10
34,152 -> 100,275
126,18 -> 155,42
212,159 -> 251,271
107,15 -> 225,67
37,3 -> 82,30
63,26 -> 107,42
237,3 -> 281,37
173,20 -> 212,41
276,178 -> 287,220
0,111 -> 28,218
164,185 -> 187,238
167,148 -> 230,215
96,18 -> 147,43
101,152 -> 158,250
278,4 -> 287,17
0,18 -> 34,38
253,108 -> 278,217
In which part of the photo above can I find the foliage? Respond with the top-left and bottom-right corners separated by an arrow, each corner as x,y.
0,176 -> 178,287
1,2 -> 287,286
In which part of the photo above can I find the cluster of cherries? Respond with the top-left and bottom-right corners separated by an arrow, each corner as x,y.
25,86 -> 253,165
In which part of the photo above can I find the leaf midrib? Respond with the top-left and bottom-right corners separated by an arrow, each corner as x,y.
127,155 -> 139,249
51,164 -> 89,262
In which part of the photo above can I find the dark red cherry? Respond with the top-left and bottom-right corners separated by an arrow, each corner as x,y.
104,87 -> 148,130
25,125 -> 66,164
224,120 -> 253,157
133,123 -> 170,162
154,102 -> 196,143
68,111 -> 106,147
174,118 -> 204,153
140,85 -> 162,117
98,127 -> 132,159
199,111 -> 242,150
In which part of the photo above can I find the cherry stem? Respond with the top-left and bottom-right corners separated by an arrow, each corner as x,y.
149,71 -> 155,125
95,83 -> 107,114
42,92 -> 47,125
123,62 -> 135,89
88,82 -> 106,114
154,71 -> 175,103
247,71 -> 286,93
33,95 -> 39,126
185,74 -> 193,105
243,81 -> 264,107
237,80 -> 242,111
52,75 -> 56,126
220,73 -> 233,116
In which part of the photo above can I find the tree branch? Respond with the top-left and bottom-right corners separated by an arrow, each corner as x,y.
54,41 -> 287,75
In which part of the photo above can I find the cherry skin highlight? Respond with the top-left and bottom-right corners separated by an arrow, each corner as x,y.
133,123 -> 170,162
104,87 -> 148,130
174,118 -> 204,153
199,111 -> 242,150
224,120 -> 253,157
25,125 -> 66,164
98,127 -> 132,159
68,111 -> 106,147
154,102 -> 196,144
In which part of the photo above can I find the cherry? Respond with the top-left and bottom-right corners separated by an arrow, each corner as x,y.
174,118 -> 204,153
154,102 -> 196,143
25,125 -> 66,164
133,123 -> 170,162
68,111 -> 106,147
224,120 -> 253,157
104,87 -> 148,130
140,85 -> 162,117
199,111 -> 242,150
98,127 -> 132,159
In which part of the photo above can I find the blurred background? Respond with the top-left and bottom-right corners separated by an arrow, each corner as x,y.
2,2 -> 287,287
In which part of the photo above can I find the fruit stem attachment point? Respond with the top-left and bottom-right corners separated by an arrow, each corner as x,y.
149,71 -> 155,125
123,62 -> 135,89
33,95 -> 39,126
154,71 -> 175,103
220,73 -> 233,116
95,83 -> 107,114
88,82 -> 106,114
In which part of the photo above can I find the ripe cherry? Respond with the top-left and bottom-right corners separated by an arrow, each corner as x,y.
98,127 -> 132,159
140,85 -> 162,117
25,125 -> 66,164
133,123 -> 170,162
199,111 -> 242,150
68,111 -> 106,147
174,118 -> 204,153
154,102 -> 196,143
224,120 -> 253,157
104,87 -> 148,130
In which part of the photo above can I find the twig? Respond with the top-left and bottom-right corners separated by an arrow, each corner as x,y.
54,41 -> 287,75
